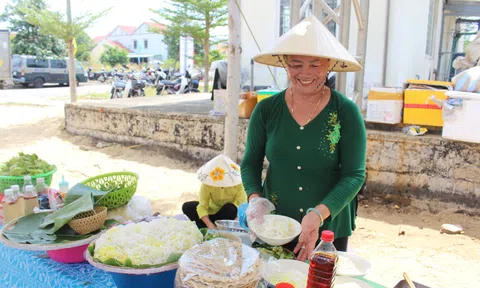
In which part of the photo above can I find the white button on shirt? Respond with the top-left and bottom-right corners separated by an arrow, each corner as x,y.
300,126 -> 305,130
296,146 -> 301,150
297,166 -> 302,170
299,187 -> 303,191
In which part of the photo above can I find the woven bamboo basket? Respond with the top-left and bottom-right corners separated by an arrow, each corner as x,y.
68,206 -> 107,235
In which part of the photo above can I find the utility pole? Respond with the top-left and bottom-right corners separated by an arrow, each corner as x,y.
224,0 -> 241,161
66,0 -> 77,102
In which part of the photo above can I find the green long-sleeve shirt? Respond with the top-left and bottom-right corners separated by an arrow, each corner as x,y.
241,89 -> 366,239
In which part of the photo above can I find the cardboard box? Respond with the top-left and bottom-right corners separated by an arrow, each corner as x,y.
366,87 -> 404,124
403,80 -> 452,127
442,91 -> 480,143
239,92 -> 257,118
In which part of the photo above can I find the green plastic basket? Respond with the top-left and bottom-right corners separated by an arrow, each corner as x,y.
81,172 -> 139,209
0,166 -> 57,193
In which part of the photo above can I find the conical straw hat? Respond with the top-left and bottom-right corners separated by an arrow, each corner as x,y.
196,154 -> 242,187
254,15 -> 362,72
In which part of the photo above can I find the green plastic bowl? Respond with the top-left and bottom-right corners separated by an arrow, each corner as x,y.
81,172 -> 139,209
0,166 -> 57,192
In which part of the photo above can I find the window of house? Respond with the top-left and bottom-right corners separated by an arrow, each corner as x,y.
50,59 -> 67,69
280,0 -> 337,36
425,0 -> 436,56
144,39 -> 148,49
134,40 -> 138,49
26,58 -> 48,68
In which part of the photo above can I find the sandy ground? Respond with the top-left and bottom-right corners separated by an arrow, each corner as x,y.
0,91 -> 479,288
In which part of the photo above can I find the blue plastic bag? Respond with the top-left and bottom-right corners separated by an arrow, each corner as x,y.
237,202 -> 249,231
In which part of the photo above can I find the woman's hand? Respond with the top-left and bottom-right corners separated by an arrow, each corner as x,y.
294,211 -> 322,261
246,197 -> 275,225
206,223 -> 217,230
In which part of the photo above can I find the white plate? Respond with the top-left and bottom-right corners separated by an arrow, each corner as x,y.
263,259 -> 308,288
336,276 -> 373,288
337,251 -> 372,277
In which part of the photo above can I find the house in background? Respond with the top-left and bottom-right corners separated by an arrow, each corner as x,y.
240,0 -> 480,98
90,22 -> 168,64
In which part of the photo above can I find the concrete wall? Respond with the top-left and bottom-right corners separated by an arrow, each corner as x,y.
65,104 -> 480,207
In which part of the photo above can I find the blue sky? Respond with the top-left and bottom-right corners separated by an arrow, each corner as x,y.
0,0 -> 227,38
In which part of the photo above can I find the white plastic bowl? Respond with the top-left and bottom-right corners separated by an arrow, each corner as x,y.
263,259 -> 308,287
337,251 -> 372,277
249,214 -> 302,246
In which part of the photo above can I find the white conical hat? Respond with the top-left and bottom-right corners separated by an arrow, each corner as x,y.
196,154 -> 242,187
254,15 -> 362,72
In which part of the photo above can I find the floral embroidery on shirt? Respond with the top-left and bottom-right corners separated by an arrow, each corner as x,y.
326,112 -> 341,153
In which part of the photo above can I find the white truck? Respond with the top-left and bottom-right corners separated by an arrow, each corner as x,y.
0,30 -> 12,89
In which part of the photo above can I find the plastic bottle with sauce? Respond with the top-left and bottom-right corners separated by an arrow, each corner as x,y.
22,175 -> 33,194
2,188 -> 24,224
35,178 -> 49,196
23,185 -> 38,215
306,230 -> 337,288
11,185 -> 25,218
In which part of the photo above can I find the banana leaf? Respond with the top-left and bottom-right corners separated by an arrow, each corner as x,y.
4,215 -> 118,244
39,193 -> 94,234
64,183 -> 109,206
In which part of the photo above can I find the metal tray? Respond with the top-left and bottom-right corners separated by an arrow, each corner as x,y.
215,220 -> 247,233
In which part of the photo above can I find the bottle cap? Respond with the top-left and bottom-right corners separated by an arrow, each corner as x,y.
36,178 -> 45,184
11,185 -> 20,191
321,230 -> 335,242
24,175 -> 31,181
25,185 -> 34,192
4,189 -> 13,196
275,283 -> 295,288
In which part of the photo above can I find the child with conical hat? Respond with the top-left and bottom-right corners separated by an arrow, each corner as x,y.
182,154 -> 247,229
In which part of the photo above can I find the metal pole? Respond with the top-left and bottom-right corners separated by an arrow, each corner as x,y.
312,0 -> 324,21
66,0 -> 77,102
250,58 -> 254,91
382,0 -> 391,86
353,0 -> 370,114
337,0 -> 351,95
224,0 -> 241,161
290,0 -> 301,27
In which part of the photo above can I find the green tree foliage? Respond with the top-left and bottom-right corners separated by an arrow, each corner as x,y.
75,30 -> 94,61
99,46 -> 128,67
0,0 -> 66,58
151,0 -> 228,92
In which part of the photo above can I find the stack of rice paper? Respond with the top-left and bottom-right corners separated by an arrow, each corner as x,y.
175,238 -> 261,288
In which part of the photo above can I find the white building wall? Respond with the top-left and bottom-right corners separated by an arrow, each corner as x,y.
385,0 -> 431,86
107,35 -> 135,51
131,24 -> 168,60
240,0 -> 284,88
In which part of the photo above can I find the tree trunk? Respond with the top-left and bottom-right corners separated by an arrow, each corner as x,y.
67,39 -> 77,102
203,28 -> 210,93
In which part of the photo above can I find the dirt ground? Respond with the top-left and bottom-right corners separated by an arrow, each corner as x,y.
0,98 -> 479,288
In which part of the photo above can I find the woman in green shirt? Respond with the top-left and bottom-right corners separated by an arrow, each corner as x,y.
241,16 -> 366,261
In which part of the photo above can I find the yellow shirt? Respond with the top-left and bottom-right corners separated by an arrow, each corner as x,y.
196,184 -> 247,219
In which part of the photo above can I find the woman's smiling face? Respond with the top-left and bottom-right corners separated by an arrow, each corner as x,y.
285,55 -> 329,95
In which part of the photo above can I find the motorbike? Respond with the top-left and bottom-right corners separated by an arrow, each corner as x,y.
110,73 -> 146,99
175,70 -> 200,94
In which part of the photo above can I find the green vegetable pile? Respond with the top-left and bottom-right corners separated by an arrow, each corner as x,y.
1,153 -> 55,176
254,244 -> 295,260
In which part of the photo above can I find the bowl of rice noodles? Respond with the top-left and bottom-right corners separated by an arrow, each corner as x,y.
249,215 -> 302,246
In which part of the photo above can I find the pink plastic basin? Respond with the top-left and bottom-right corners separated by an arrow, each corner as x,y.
47,244 -> 89,263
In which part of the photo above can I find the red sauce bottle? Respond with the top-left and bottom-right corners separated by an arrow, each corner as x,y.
307,230 -> 337,288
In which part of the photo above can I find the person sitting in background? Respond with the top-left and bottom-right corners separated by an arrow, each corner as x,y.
182,154 -> 247,229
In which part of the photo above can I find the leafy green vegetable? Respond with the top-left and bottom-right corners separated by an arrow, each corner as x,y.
40,193 -> 94,233
64,183 -> 108,206
253,243 -> 295,260
1,152 -> 55,176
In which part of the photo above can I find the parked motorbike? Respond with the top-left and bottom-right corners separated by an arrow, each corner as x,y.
110,73 -> 146,99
